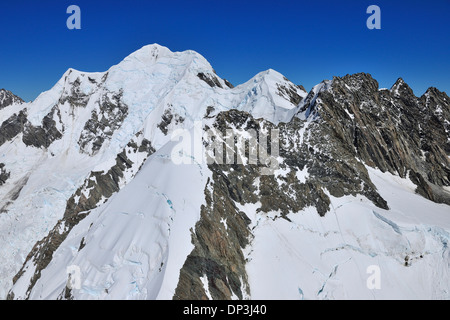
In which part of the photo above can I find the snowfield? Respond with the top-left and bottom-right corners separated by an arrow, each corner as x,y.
21,136 -> 209,299
16,154 -> 450,300
1,44 -> 449,300
244,167 -> 450,299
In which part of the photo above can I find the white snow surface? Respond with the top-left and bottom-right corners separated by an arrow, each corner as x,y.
244,167 -> 450,299
22,134 -> 209,299
1,44 -> 449,300
0,44 -> 306,299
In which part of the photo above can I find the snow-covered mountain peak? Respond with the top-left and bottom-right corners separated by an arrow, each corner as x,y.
247,68 -> 296,87
253,68 -> 283,79
119,43 -> 211,69
229,68 -> 308,123
108,43 -> 220,87
16,44 -> 309,136
3,45 -> 448,301
123,43 -> 172,60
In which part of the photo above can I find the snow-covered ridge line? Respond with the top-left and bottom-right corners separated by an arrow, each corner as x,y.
2,43 -> 449,300
0,43 -> 308,299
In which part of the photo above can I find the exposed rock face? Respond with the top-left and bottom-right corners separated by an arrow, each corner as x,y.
22,106 -> 63,148
157,106 -> 185,135
173,106 -> 389,299
0,106 -> 64,149
78,91 -> 128,155
0,110 -> 28,147
197,72 -> 224,88
173,74 -> 449,299
58,73 -> 91,108
0,89 -> 24,109
223,79 -> 234,89
0,163 -> 10,186
174,173 -> 252,300
418,87 -> 450,154
277,76 -> 306,105
297,73 -> 450,204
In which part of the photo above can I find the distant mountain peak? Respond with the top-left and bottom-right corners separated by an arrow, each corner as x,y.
424,86 -> 449,99
0,88 -> 24,109
331,72 -> 379,93
390,77 -> 414,97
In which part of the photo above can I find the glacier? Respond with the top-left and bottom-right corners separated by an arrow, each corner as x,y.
0,44 -> 449,300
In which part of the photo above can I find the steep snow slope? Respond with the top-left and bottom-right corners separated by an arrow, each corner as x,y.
0,44 -> 306,299
15,123 -> 450,300
14,131 -> 209,299
244,167 -> 450,299
2,44 -> 448,300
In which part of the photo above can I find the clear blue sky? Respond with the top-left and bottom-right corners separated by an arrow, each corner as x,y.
1,0 -> 449,102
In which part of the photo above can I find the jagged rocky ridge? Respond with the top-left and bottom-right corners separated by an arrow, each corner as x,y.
0,44 -> 449,299
173,75 -> 450,298
0,89 -> 24,110
297,73 -> 450,205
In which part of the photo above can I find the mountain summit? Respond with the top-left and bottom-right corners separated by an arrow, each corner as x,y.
0,89 -> 24,110
1,44 -> 449,300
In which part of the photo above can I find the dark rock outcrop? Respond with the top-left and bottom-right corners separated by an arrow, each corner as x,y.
0,89 -> 24,109
197,72 -> 223,88
58,74 -> 90,108
277,77 -> 306,105
0,110 -> 28,147
173,73 -> 450,299
174,174 -> 252,300
78,91 -> 128,155
224,79 -> 234,89
157,106 -> 185,135
0,106 -> 64,149
174,105 -> 391,299
298,73 -> 450,204
22,106 -> 63,148
0,163 -> 10,186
